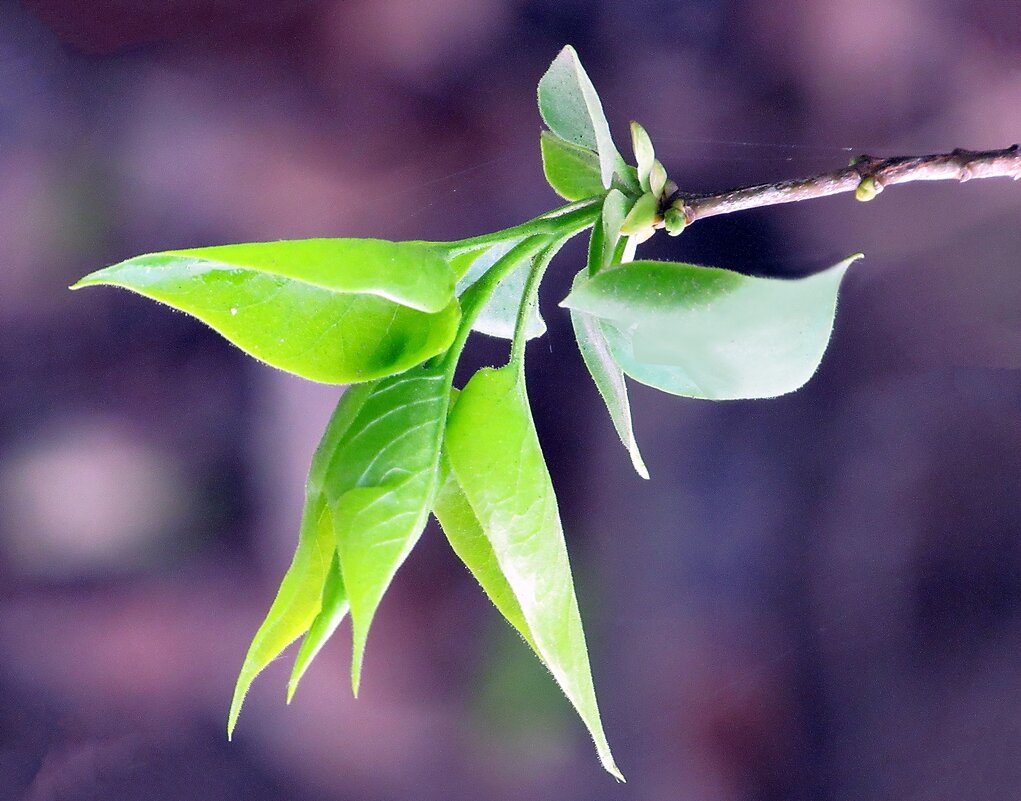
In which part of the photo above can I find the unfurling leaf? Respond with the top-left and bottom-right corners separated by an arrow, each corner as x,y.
444,365 -> 623,781
73,239 -> 460,384
587,189 -> 632,276
562,255 -> 862,400
228,381 -> 375,736
540,131 -> 607,201
326,366 -> 450,693
538,45 -> 622,189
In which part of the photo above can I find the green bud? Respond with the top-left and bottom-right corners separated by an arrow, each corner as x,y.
855,176 -> 883,202
663,207 -> 687,236
619,192 -> 660,236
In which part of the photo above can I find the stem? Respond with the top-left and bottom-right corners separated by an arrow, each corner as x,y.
442,197 -> 601,258
674,145 -> 1021,225
510,238 -> 565,370
436,235 -> 551,375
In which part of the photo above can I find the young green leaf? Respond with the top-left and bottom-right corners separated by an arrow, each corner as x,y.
587,190 -> 631,276
537,45 -> 622,189
455,239 -> 546,341
569,272 -> 649,479
73,240 -> 461,384
444,365 -> 623,781
629,122 -> 655,193
228,381 -> 375,737
562,255 -> 862,400
434,454 -> 537,652
324,366 -> 450,693
287,552 -> 350,702
619,192 -> 660,236
540,131 -> 606,201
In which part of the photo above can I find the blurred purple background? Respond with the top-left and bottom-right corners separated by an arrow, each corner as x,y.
2,1 -> 1021,798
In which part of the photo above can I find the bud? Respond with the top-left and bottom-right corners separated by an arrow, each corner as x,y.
663,207 -> 687,236
855,176 -> 883,202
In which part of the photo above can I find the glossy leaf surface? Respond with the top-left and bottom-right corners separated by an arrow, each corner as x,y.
537,45 -> 621,189
540,131 -> 606,201
455,239 -> 545,341
325,366 -> 449,692
228,382 -> 375,736
562,256 -> 861,400
74,241 -> 460,384
444,365 -> 622,781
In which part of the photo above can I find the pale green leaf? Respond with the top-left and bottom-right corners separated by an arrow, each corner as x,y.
325,366 -> 450,693
287,552 -> 350,702
73,240 -> 460,384
444,365 -> 623,781
540,131 -> 606,201
562,256 -> 862,400
538,45 -> 622,189
228,382 -> 375,737
570,272 -> 648,479
629,122 -> 655,193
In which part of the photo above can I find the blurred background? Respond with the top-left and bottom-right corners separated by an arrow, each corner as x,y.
2,1 -> 1020,798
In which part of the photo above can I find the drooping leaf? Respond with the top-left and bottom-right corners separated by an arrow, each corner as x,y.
228,381 -> 376,736
287,552 -> 350,702
537,45 -> 622,189
570,273 -> 649,479
325,366 -> 450,693
540,131 -> 606,201
434,454 -> 537,652
562,255 -> 862,400
444,365 -> 623,781
73,240 -> 460,384
455,239 -> 545,341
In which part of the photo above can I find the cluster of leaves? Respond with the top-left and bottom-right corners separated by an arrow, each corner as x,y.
73,46 -> 856,779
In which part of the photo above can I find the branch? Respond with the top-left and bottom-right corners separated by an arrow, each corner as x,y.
673,145 -> 1021,225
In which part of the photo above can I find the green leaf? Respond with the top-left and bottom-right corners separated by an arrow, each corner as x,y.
619,192 -> 659,236
540,131 -> 606,201
444,365 -> 623,781
587,190 -> 631,276
287,552 -> 350,702
73,240 -> 460,384
434,454 -> 537,652
325,366 -> 450,693
629,122 -> 655,193
228,381 -> 375,737
570,272 -> 648,479
455,240 -> 546,341
562,255 -> 862,400
538,45 -> 622,189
